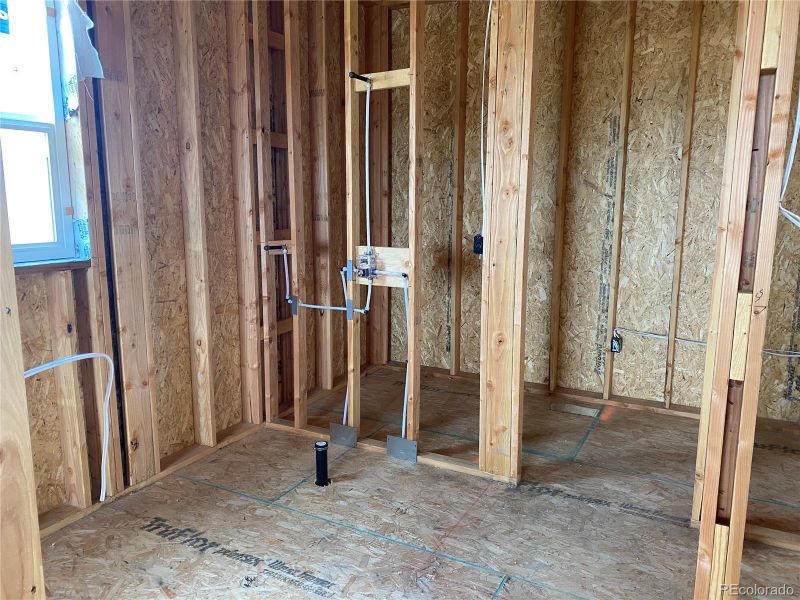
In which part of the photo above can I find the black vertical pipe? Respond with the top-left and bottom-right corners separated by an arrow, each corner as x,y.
315,441 -> 330,486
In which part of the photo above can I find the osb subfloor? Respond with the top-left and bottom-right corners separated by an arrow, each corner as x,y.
44,366 -> 799,599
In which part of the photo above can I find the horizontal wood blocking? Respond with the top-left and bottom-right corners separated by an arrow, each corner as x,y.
353,68 -> 411,92
355,246 -> 411,288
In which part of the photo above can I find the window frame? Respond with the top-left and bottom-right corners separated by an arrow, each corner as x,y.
1,0 -> 76,265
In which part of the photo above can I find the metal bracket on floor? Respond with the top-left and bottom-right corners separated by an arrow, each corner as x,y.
387,435 -> 417,463
330,423 -> 357,448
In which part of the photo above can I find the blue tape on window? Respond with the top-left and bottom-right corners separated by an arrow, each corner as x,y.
0,1 -> 9,35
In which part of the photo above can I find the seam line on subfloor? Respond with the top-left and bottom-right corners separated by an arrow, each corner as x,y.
491,574 -> 510,599
179,475 -> 595,600
295,408 -> 797,512
569,406 -> 604,461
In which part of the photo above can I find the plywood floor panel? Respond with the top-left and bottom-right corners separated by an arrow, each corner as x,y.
42,367 -> 798,599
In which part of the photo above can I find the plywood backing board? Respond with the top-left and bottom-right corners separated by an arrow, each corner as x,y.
612,0 -> 692,403
129,1 -> 195,458
196,1 -> 244,434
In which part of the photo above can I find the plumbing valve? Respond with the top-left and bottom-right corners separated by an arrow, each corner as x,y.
356,250 -> 377,279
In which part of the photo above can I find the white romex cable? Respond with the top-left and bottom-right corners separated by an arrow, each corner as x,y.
24,352 -> 115,501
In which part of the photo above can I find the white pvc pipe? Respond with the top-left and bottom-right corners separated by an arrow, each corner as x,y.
400,276 -> 411,439
24,352 -> 115,501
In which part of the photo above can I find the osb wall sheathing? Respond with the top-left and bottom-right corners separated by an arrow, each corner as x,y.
390,2 -> 456,366
612,1 -> 692,401
383,0 -> 800,423
389,8 -> 410,361
760,40 -> 800,422
389,1 -> 564,384
15,274 -> 66,513
196,1 -> 243,432
671,0 -> 738,408
557,1 -> 625,393
130,1 -> 195,457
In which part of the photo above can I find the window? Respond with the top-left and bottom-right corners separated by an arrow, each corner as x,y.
1,0 -> 76,264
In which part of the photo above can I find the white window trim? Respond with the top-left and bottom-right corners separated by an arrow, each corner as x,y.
2,0 -> 75,265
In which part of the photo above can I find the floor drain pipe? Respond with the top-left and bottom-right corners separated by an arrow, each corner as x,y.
315,441 -> 331,486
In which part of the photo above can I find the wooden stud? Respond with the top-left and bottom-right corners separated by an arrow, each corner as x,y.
73,68 -> 124,497
761,0 -> 783,71
353,68 -> 411,92
449,0 -> 469,376
478,0 -> 499,477
173,0 -> 216,447
693,1 -> 770,595
0,149 -> 46,600
723,0 -> 797,588
479,0 -> 538,481
252,0 -> 280,421
691,0 -> 749,525
309,1 -> 335,388
366,2 -> 391,368
93,0 -> 160,484
664,1 -> 703,407
344,0 -> 362,430
45,271 -> 92,509
284,0 -> 309,428
709,524 -> 729,600
548,0 -> 577,392
728,293 -> 752,381
226,0 -> 262,424
603,0 -> 636,401
405,0 -> 425,441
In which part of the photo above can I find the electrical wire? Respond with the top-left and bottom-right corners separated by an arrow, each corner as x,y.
779,82 -> 800,229
613,327 -> 800,358
24,352 -> 115,501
